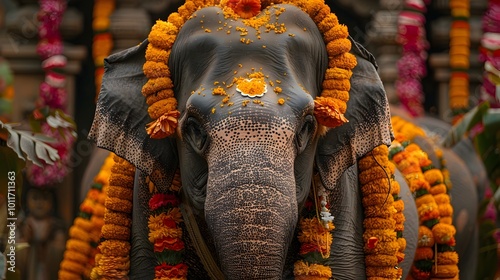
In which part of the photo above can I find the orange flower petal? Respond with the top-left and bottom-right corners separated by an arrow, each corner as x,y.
313,98 -> 348,128
146,110 -> 180,139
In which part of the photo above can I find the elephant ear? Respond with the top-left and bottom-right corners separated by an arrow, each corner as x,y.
89,39 -> 178,186
316,39 -> 393,189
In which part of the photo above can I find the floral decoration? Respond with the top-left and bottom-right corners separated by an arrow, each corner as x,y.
148,170 -> 188,280
93,0 -> 115,100
90,155 -> 135,280
58,153 -> 113,279
395,0 -> 430,117
26,0 -> 77,187
479,0 -> 500,108
358,144 -> 405,278
448,0 -> 471,123
390,116 -> 459,279
142,0 -> 356,139
294,174 -> 334,280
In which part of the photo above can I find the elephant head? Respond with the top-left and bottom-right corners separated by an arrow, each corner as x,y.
89,3 -> 393,279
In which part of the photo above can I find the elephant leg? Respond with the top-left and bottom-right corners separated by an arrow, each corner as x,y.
396,169 -> 418,280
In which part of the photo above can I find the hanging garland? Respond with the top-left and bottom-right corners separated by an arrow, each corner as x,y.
27,0 -> 77,187
294,174 -> 335,279
58,153 -> 113,280
0,58 -> 14,123
147,170 -> 188,279
93,0 -> 115,100
479,0 -> 500,108
390,116 -> 459,279
448,0 -> 471,123
395,0 -> 430,117
90,155 -> 135,280
358,145 -> 405,279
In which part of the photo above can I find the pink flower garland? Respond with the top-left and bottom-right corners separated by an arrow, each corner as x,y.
479,0 -> 500,108
27,0 -> 76,187
396,0 -> 430,117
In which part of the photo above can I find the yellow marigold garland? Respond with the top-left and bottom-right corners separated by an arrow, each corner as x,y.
58,153 -> 114,280
389,116 -> 459,279
448,0 -> 471,123
142,0 -> 356,139
90,155 -> 135,280
358,145 -> 405,279
294,174 -> 334,280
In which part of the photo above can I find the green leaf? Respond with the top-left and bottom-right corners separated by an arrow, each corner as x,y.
441,101 -> 490,148
0,121 -> 60,166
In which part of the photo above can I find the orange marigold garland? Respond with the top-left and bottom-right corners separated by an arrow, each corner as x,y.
93,0 -> 115,100
294,174 -> 334,280
148,170 -> 188,280
58,153 -> 114,280
90,155 -> 135,280
390,116 -> 459,279
142,0 -> 356,139
358,145 -> 405,279
448,0 -> 471,123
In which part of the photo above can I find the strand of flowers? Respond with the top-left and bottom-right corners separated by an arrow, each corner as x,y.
27,0 -> 76,187
93,0 -> 115,100
479,0 -> 500,108
143,0 -> 356,139
390,118 -> 459,279
448,0 -> 471,124
293,173 -> 334,280
148,169 -> 188,279
90,155 -> 135,280
58,153 -> 114,280
358,145 -> 405,279
395,0 -> 430,117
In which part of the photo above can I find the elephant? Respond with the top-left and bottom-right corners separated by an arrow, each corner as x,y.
86,2 -> 478,279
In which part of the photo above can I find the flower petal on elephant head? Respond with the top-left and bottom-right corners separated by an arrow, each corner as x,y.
313,97 -> 348,128
231,0 -> 261,19
146,110 -> 180,139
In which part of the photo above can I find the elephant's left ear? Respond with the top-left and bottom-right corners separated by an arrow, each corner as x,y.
89,39 -> 178,185
315,39 -> 393,190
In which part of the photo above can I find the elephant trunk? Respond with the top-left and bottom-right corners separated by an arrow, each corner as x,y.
205,161 -> 297,279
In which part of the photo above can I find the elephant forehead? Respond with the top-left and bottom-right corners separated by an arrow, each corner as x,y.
171,4 -> 327,112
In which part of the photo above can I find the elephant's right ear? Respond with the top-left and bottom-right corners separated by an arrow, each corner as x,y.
315,40 -> 393,190
89,39 -> 178,186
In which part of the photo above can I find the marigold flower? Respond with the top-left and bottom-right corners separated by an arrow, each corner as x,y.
154,236 -> 185,252
431,264 -> 459,278
317,13 -> 339,33
98,240 -> 131,257
365,266 -> 401,278
436,251 -> 459,265
154,263 -> 188,278
146,110 -> 180,139
101,224 -> 131,241
313,97 -> 348,128
293,261 -> 332,278
432,223 -> 456,245
227,0 -> 261,19
148,97 -> 178,119
149,193 -> 180,210
326,38 -> 351,57
105,196 -> 133,214
60,259 -> 86,275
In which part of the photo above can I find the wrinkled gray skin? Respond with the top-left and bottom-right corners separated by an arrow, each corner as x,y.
89,4 -> 475,279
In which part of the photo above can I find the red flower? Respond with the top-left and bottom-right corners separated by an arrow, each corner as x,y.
299,243 -> 321,255
163,217 -> 177,228
149,193 -> 179,211
367,236 -> 378,249
155,263 -> 188,278
228,0 -> 261,19
154,236 -> 185,252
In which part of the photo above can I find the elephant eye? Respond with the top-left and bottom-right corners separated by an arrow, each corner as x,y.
184,117 -> 209,155
296,114 -> 316,154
